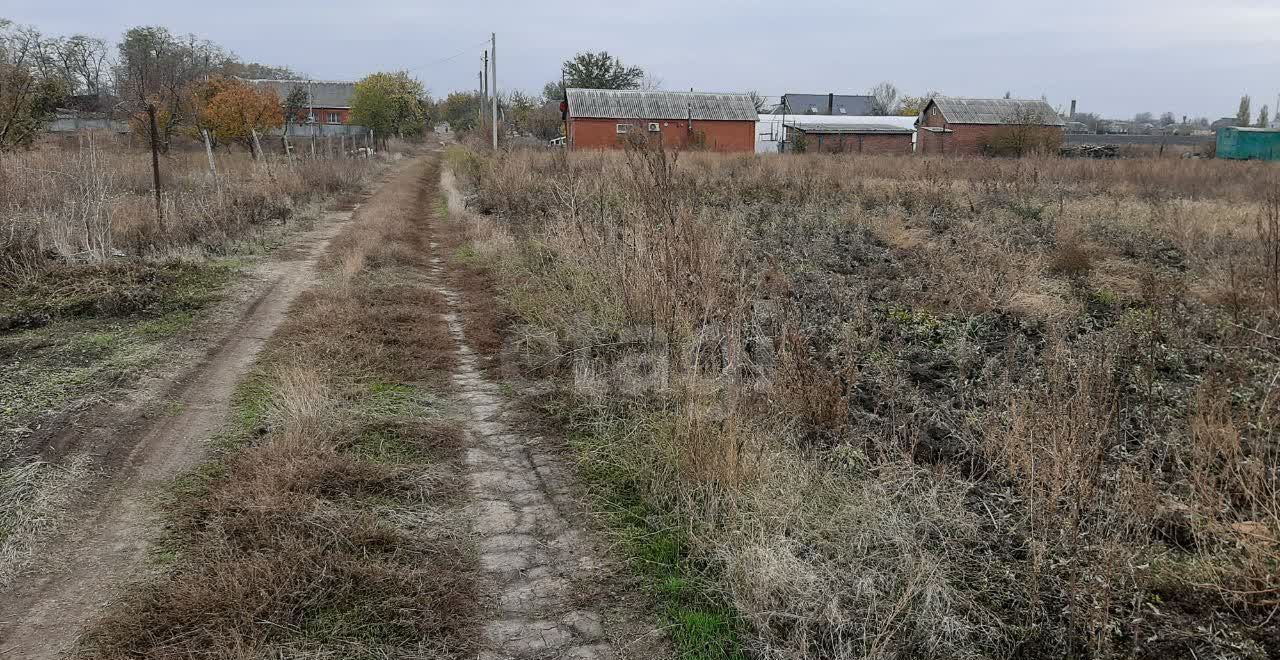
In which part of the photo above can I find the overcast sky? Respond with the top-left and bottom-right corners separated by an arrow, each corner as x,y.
8,0 -> 1280,119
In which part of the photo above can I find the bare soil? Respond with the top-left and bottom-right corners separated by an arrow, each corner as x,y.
0,204 -> 363,659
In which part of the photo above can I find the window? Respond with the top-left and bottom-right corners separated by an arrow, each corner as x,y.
616,123 -> 630,134
327,112 -> 340,124
647,122 -> 660,132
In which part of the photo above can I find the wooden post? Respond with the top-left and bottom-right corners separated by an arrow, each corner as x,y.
251,129 -> 264,161
146,104 -> 165,230
201,129 -> 217,175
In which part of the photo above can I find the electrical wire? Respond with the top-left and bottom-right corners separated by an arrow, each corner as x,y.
403,38 -> 493,74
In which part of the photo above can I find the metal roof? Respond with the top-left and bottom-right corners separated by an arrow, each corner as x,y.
244,79 -> 356,109
926,97 -> 1065,126
775,93 -> 875,116
784,121 -> 913,134
1222,126 -> 1280,133
566,88 -> 758,121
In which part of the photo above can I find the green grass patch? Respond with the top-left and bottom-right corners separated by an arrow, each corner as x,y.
567,414 -> 747,660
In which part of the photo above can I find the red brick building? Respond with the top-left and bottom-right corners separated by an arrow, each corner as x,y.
916,97 -> 1064,156
245,79 -> 355,126
785,121 -> 913,154
566,88 -> 757,152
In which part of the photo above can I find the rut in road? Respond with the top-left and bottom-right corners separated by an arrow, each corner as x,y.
0,201 -> 364,660
430,169 -> 654,659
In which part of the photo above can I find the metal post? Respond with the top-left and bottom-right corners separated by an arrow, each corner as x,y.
491,32 -> 498,150
146,104 -> 164,229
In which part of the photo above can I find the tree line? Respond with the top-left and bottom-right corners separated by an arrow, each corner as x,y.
0,18 -> 430,153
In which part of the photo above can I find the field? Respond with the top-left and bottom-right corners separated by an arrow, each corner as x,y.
446,146 -> 1280,659
0,135 -> 377,586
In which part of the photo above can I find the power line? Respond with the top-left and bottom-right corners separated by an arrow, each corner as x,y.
404,39 -> 492,74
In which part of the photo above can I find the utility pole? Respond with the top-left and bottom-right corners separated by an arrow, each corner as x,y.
491,32 -> 498,150
478,71 -> 484,125
482,50 -> 488,106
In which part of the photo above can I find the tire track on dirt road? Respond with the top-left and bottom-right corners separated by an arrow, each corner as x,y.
0,189 -> 378,659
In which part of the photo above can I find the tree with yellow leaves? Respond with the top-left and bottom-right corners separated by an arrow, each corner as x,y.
198,77 -> 282,155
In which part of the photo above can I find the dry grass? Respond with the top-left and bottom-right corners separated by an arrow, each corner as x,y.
78,157 -> 478,659
0,135 -> 374,285
449,145 -> 1280,659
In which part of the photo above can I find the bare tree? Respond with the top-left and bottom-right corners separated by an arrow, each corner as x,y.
746,90 -> 768,113
870,81 -> 899,115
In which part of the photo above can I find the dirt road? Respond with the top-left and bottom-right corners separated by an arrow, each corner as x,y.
0,202 -> 363,659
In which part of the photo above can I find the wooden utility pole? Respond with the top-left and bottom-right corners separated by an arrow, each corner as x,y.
146,104 -> 164,229
482,50 -> 488,106
491,32 -> 498,150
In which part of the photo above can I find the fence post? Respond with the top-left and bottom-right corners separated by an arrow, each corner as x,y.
146,103 -> 165,230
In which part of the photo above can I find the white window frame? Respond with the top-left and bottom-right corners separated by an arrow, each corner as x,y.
616,123 -> 630,134
327,112 -> 340,124
648,122 -> 661,132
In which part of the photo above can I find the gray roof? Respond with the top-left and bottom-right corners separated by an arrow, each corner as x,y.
926,97 -> 1065,126
566,88 -> 758,121
777,94 -> 875,116
785,121 -> 913,134
244,79 -> 356,109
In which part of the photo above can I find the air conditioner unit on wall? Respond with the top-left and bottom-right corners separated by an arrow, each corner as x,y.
648,122 -> 660,132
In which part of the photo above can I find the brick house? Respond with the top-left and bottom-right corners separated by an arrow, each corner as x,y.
565,88 -> 758,152
784,120 -> 914,154
244,79 -> 355,126
916,97 -> 1064,156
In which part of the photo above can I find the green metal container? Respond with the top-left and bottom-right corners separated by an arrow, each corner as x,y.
1217,126 -> 1280,161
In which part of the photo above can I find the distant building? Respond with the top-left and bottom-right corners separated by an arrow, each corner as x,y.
244,79 -> 356,126
564,88 -> 757,152
782,120 -> 914,155
1064,121 -> 1091,134
756,114 -> 916,153
773,93 -> 875,116
916,97 -> 1064,156
1211,117 -> 1240,131
1216,126 -> 1280,161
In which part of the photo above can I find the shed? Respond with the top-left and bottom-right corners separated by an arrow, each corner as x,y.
1216,126 -> 1280,161
755,114 -> 916,153
565,88 -> 758,152
783,120 -> 914,155
916,97 -> 1064,156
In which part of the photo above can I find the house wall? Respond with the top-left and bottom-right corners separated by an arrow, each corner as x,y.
792,129 -> 912,155
569,117 -> 754,152
311,107 -> 350,125
917,108 -> 1063,156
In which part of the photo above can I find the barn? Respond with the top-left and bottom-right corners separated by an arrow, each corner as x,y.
783,120 -> 914,155
565,88 -> 758,152
916,97 -> 1064,156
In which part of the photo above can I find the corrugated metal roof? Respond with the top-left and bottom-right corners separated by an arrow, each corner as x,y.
785,121 -> 913,134
928,97 -> 1065,126
567,88 -> 758,121
244,79 -> 356,109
